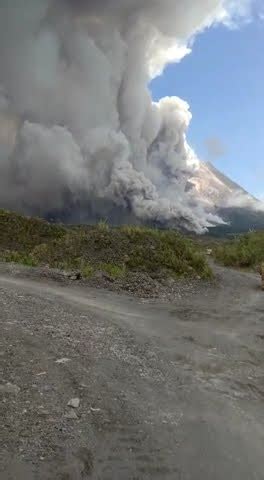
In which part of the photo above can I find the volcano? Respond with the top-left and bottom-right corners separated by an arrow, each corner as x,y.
191,162 -> 264,236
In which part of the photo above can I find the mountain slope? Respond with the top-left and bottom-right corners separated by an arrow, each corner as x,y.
191,162 -> 264,235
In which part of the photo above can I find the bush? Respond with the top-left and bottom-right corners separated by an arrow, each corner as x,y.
0,250 -> 38,267
214,231 -> 264,268
97,219 -> 110,232
99,263 -> 126,279
81,263 -> 94,279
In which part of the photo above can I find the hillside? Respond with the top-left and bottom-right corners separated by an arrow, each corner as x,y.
0,209 -> 213,298
208,207 -> 264,237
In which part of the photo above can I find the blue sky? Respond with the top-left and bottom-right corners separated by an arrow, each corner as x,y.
151,17 -> 264,199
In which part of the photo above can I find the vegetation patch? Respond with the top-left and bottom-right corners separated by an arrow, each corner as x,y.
0,210 -> 213,280
0,250 -> 38,267
213,231 -> 264,268
0,209 -> 66,253
99,263 -> 126,279
81,263 -> 94,279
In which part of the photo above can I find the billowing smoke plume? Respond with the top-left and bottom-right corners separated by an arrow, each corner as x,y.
0,0 -> 254,232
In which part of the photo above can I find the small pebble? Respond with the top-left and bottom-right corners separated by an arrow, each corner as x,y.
64,410 -> 78,419
55,358 -> 71,364
38,410 -> 50,416
67,398 -> 80,408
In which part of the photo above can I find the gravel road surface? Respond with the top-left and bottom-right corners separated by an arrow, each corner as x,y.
0,264 -> 264,479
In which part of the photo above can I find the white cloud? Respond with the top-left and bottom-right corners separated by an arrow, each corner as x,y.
148,42 -> 192,78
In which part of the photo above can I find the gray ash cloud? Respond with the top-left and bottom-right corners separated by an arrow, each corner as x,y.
0,0 -> 253,231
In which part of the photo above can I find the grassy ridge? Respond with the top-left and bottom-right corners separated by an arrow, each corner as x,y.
214,231 -> 264,268
0,209 -> 212,280
0,209 -> 65,252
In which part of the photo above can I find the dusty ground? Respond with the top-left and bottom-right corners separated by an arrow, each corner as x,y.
0,263 -> 264,479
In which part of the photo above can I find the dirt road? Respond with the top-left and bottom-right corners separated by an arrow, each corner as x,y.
0,264 -> 264,479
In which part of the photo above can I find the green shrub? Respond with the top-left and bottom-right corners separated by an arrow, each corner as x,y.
97,219 -> 110,232
214,231 -> 264,268
31,243 -> 50,263
99,263 -> 126,279
0,250 -> 38,267
81,263 -> 94,279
